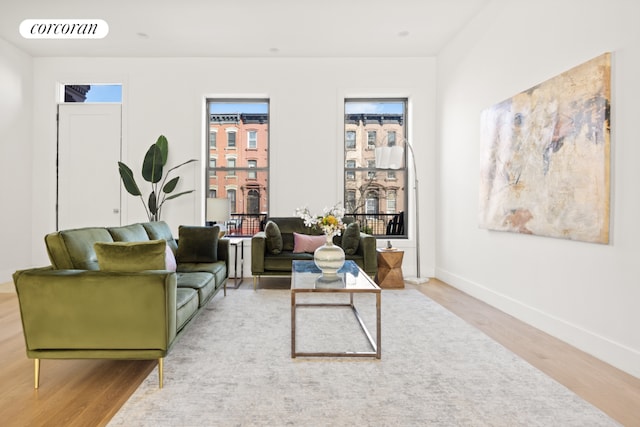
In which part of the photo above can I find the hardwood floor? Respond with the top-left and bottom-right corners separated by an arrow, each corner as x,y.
0,292 -> 155,427
2,279 -> 639,426
412,279 -> 640,427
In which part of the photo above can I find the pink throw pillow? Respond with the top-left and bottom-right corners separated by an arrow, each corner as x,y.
165,243 -> 177,272
293,232 -> 326,253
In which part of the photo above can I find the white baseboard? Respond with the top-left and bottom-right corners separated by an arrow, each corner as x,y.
436,268 -> 640,380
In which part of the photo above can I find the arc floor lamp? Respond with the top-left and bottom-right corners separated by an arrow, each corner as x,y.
375,141 -> 429,285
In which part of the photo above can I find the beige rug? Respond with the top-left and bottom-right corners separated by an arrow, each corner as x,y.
108,288 -> 617,426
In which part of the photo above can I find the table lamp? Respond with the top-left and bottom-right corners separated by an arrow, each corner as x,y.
206,198 -> 230,235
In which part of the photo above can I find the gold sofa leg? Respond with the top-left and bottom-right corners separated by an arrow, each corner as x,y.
34,359 -> 40,389
158,358 -> 164,388
253,276 -> 259,290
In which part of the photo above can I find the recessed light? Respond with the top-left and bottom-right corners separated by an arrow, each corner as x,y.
397,30 -> 410,37
137,32 -> 149,39
269,47 -> 280,53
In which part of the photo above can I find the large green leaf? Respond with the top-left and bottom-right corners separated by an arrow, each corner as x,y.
148,191 -> 158,215
165,159 -> 197,175
117,162 -> 142,196
156,135 -> 169,166
163,176 -> 179,194
164,190 -> 194,201
142,144 -> 163,183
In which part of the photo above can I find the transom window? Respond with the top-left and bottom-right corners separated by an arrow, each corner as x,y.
62,84 -> 122,103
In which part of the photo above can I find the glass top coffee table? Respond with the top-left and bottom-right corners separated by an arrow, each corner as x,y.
290,260 -> 381,358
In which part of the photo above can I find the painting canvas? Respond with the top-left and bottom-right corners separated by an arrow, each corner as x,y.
479,52 -> 611,243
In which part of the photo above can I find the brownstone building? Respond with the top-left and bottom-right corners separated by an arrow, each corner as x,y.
208,113 -> 269,231
344,113 -> 406,235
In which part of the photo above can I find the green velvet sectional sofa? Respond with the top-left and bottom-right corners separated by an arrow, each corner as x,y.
13,221 -> 228,389
251,217 -> 377,288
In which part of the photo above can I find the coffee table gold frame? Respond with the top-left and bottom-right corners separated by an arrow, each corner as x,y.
290,260 -> 381,359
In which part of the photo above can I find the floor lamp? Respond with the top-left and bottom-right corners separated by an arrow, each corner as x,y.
375,142 -> 429,285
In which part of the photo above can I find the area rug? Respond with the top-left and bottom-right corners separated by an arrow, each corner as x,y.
108,288 -> 617,426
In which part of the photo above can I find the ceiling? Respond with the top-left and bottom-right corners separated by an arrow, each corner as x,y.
0,0 -> 489,58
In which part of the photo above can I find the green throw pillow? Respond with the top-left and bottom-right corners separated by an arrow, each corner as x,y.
341,222 -> 360,255
176,225 -> 219,263
265,221 -> 283,254
95,240 -> 167,271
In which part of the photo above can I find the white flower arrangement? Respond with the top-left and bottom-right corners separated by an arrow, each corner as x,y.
295,203 -> 346,238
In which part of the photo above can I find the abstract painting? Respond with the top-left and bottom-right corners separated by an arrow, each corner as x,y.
479,52 -> 611,243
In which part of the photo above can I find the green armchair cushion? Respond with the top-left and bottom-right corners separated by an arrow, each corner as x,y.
176,225 -> 219,263
265,220 -> 283,254
341,222 -> 361,255
95,240 -> 167,271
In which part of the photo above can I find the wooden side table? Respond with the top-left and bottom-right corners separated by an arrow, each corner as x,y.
375,248 -> 404,288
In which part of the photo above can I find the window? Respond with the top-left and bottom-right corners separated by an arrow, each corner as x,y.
62,84 -> 122,103
387,190 -> 397,213
346,131 -> 356,149
227,131 -> 236,148
209,131 -> 217,149
227,189 -> 237,212
367,160 -> 376,179
248,130 -> 257,149
346,160 -> 356,180
248,159 -> 257,179
387,131 -> 396,146
365,191 -> 379,214
208,99 -> 269,236
367,131 -> 377,148
344,98 -> 407,237
227,157 -> 236,176
346,190 -> 356,212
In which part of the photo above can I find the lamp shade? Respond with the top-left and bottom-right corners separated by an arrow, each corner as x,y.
206,198 -> 230,223
375,146 -> 404,170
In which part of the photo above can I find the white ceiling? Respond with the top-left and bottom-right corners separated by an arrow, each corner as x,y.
0,0 -> 489,58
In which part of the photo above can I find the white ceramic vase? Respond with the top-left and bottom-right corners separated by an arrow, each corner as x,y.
313,234 -> 345,276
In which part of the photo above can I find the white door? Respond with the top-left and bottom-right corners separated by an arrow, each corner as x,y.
57,104 -> 122,230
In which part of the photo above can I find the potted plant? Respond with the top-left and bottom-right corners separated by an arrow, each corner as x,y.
118,135 -> 196,221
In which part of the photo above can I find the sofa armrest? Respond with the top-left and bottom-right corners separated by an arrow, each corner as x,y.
251,231 -> 266,274
13,269 -> 177,356
217,238 -> 230,275
357,232 -> 378,275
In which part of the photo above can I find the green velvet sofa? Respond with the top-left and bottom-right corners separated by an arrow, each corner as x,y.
251,217 -> 377,288
13,221 -> 228,389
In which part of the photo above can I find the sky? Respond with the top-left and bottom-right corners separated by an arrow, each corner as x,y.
345,101 -> 404,114
84,84 -> 122,102
209,102 -> 268,114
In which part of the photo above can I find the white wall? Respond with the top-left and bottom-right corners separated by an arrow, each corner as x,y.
28,57 -> 437,279
0,38 -> 33,283
437,0 -> 640,378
